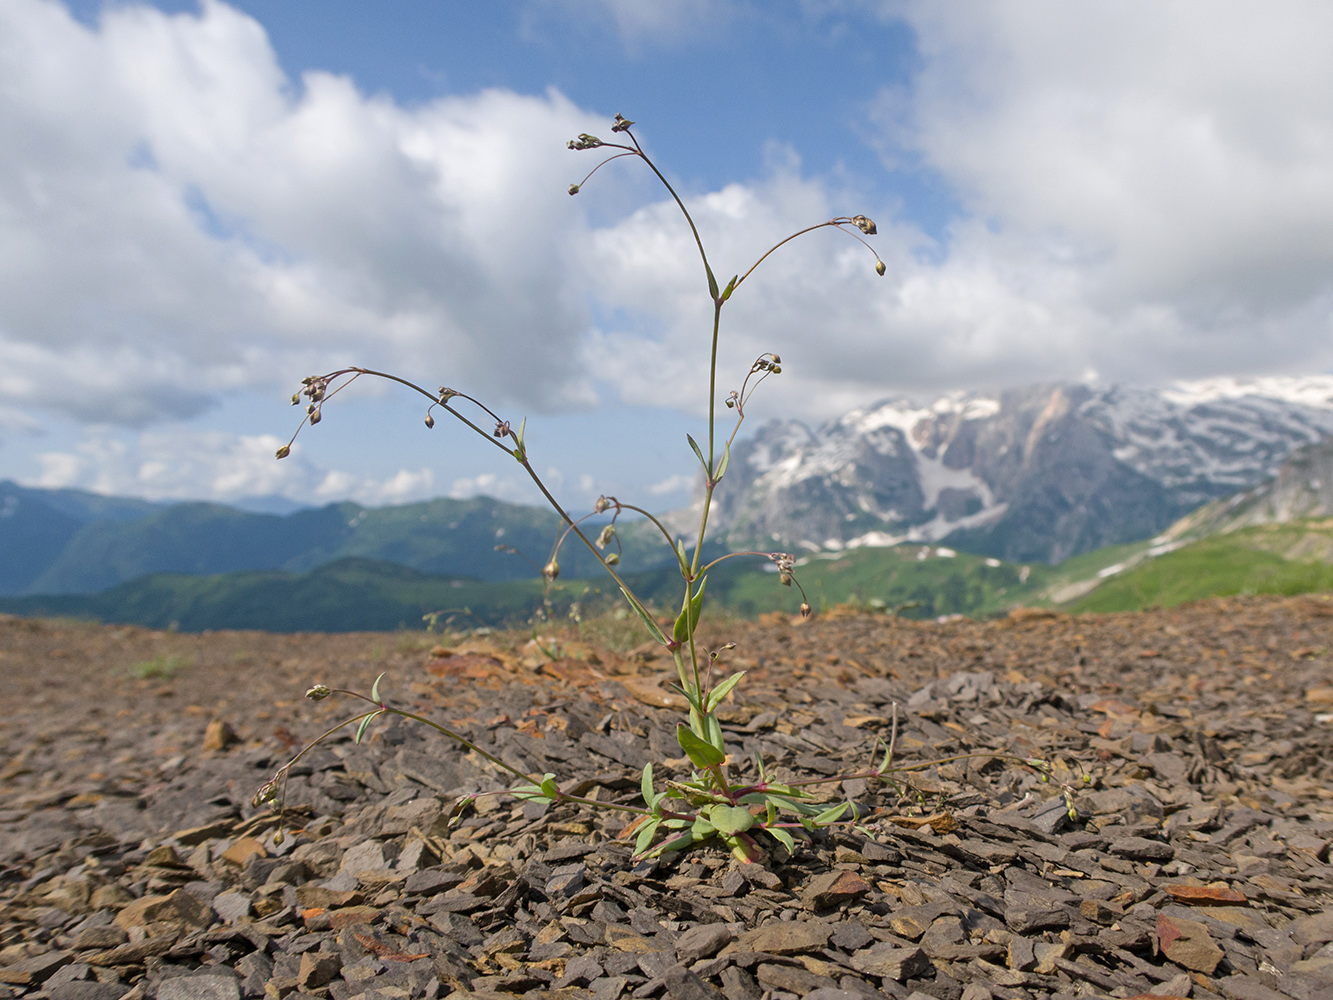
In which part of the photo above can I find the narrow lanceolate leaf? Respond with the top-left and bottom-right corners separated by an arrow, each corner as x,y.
720,274 -> 738,302
812,802 -> 851,826
767,825 -> 796,854
673,577 -> 707,643
633,817 -> 662,857
370,671 -> 387,704
715,443 -> 731,481
706,670 -> 746,713
651,831 -> 695,857
621,587 -> 669,645
539,774 -> 559,799
354,710 -> 382,745
706,263 -> 719,300
641,763 -> 654,809
705,712 -> 725,755
511,783 -> 552,803
677,723 -> 726,768
686,433 -> 708,473
710,804 -> 755,835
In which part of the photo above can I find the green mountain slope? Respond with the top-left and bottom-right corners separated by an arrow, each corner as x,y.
1066,520 -> 1333,613
0,543 -> 1055,632
19,494 -> 676,595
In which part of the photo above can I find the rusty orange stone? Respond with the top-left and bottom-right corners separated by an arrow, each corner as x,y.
1164,884 -> 1247,905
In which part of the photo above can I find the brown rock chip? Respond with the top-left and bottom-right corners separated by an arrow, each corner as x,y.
201,718 -> 240,752
848,943 -> 931,981
802,869 -> 871,910
1156,912 -> 1224,974
736,920 -> 832,955
1163,884 -> 1247,906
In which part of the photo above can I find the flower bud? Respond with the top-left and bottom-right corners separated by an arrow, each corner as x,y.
309,408 -> 321,425
273,830 -> 284,846
543,560 -> 560,581
290,393 -> 301,405
606,552 -> 620,566
306,684 -> 331,701
800,602 -> 811,618
253,778 -> 279,807
852,215 -> 878,235
275,445 -> 290,460
597,524 -> 616,549
568,184 -> 580,196
424,414 -> 435,429
876,259 -> 887,277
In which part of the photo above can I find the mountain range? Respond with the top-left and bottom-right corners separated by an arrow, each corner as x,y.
707,376 -> 1333,564
6,376 -> 1333,603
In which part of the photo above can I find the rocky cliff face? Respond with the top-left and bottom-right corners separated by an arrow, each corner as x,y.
705,377 -> 1333,564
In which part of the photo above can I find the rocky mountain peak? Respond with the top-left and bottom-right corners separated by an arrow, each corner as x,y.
707,376 -> 1333,564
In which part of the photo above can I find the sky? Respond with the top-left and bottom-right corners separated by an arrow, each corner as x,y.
4,0 -> 1333,515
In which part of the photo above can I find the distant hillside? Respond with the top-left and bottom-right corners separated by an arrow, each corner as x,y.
0,481 -> 164,594
1066,521 -> 1333,614
0,543 -> 1055,633
0,484 -> 675,596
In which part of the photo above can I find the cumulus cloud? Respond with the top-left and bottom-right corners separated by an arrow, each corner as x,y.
32,427 -> 442,506
880,0 -> 1333,384
572,1 -> 1333,418
0,0 -> 602,430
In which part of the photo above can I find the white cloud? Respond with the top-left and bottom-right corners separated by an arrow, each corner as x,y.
880,0 -> 1333,381
33,426 -> 441,506
0,0 -> 603,430
572,1 -> 1333,418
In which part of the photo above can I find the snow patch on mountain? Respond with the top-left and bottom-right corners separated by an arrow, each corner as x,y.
712,376 -> 1333,564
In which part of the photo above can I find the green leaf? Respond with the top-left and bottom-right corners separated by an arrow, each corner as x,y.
812,802 -> 850,826
691,815 -> 717,842
633,817 -> 661,856
621,587 -> 669,645
354,710 -> 381,745
511,784 -> 553,804
765,799 -> 777,825
673,577 -> 708,643
641,763 -> 654,809
651,831 -> 695,857
710,804 -> 755,835
677,723 -> 725,768
715,443 -> 731,481
706,263 -> 719,300
686,433 -> 708,474
720,274 -> 738,302
540,774 -> 559,799
767,825 -> 796,854
370,671 -> 386,703
516,416 -> 526,450
706,712 -> 725,754
706,670 -> 746,713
